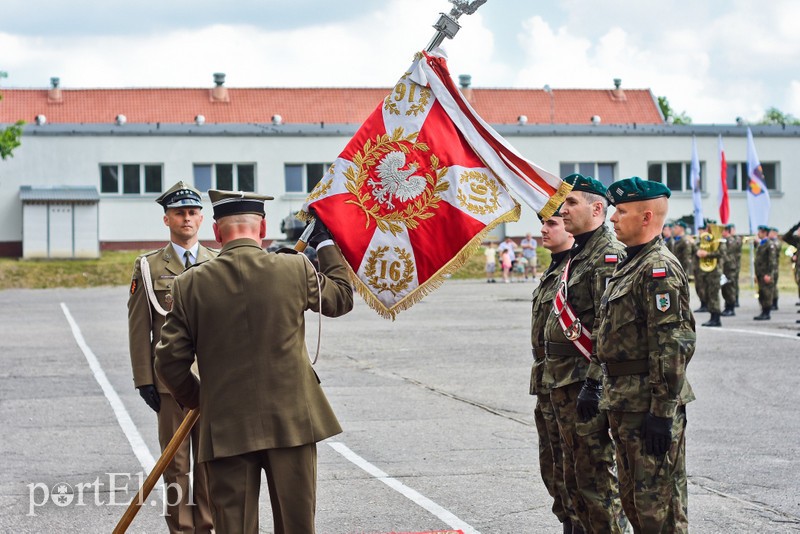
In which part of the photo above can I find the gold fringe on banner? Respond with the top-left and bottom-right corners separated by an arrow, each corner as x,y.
348,201 -> 522,320
538,180 -> 573,220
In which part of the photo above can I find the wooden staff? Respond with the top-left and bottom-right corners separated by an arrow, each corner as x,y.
112,407 -> 199,533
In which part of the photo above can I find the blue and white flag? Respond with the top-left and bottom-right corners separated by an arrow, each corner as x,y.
690,136 -> 703,234
745,127 -> 770,232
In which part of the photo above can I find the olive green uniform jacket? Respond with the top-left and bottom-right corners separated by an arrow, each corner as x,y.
596,237 -> 696,417
155,239 -> 354,463
543,225 -> 627,387
128,243 -> 218,392
672,235 -> 695,278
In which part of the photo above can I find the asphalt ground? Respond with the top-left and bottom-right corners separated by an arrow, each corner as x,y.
1,280 -> 799,533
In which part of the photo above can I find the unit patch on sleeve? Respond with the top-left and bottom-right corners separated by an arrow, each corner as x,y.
656,292 -> 671,312
652,267 -> 667,278
604,254 -> 619,263
130,279 -> 138,295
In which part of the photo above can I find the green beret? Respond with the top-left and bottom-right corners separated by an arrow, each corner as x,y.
563,173 -> 607,197
209,189 -> 274,220
675,221 -> 689,229
537,205 -> 561,223
724,223 -> 735,230
770,227 -> 779,233
605,176 -> 671,205
757,225 -> 770,232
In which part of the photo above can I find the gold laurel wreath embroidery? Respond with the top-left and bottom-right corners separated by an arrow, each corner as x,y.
455,170 -> 501,215
383,69 -> 430,117
363,245 -> 415,296
344,127 -> 450,236
307,177 -> 333,202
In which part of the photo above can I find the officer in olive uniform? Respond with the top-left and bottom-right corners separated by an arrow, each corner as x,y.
128,181 -> 217,533
721,224 -> 743,312
155,190 -> 354,533
769,227 -> 781,310
599,177 -> 695,533
754,225 -> 778,320
695,220 -> 725,327
542,174 -> 626,534
783,221 -> 800,306
530,209 -> 577,533
671,222 -> 695,282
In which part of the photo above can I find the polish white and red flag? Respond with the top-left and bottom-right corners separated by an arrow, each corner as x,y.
301,50 -> 570,318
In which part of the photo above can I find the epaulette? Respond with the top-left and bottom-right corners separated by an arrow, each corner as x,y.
138,248 -> 161,259
275,247 -> 299,255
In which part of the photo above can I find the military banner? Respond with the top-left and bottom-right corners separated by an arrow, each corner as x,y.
301,50 -> 570,319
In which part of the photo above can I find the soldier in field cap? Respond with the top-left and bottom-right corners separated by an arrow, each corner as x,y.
598,177 -> 696,533
155,189 -> 353,533
542,173 -> 626,533
127,180 -> 217,533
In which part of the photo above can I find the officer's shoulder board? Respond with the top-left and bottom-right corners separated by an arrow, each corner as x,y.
275,247 -> 299,255
131,249 -> 161,295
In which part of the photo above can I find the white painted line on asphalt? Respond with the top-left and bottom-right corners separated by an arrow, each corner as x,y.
60,303 -> 158,473
701,325 -> 800,340
327,441 -> 480,534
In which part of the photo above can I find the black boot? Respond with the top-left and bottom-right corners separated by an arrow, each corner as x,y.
772,298 -> 779,311
721,306 -> 735,317
561,519 -> 572,534
702,313 -> 722,327
735,298 -> 740,308
694,303 -> 708,313
754,309 -> 771,320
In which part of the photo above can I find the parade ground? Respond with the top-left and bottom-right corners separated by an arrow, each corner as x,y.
1,279 -> 799,533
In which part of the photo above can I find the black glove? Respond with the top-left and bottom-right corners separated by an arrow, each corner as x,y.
642,413 -> 672,455
307,217 -> 332,249
576,378 -> 602,422
137,384 -> 161,413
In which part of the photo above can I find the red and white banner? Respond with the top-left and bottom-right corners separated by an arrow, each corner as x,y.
718,135 -> 730,224
302,51 -> 570,318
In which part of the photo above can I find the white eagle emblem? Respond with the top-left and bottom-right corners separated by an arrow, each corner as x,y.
368,151 -> 427,210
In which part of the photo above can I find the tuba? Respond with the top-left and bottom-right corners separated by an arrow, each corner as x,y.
698,223 -> 724,272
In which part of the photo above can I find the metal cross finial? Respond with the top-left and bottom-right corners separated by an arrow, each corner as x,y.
425,0 -> 489,52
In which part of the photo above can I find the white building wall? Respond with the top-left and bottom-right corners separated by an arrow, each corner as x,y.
2,128 -> 797,249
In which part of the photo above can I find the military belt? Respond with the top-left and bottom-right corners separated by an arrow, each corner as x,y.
532,346 -> 546,360
600,359 -> 649,377
544,341 -> 585,359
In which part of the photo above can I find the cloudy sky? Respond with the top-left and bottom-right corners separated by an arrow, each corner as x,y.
2,0 -> 799,124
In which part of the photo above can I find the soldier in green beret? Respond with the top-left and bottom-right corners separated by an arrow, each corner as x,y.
127,180 -> 217,532
754,225 -> 778,320
542,173 -> 626,533
721,224 -> 743,313
598,177 -> 695,533
671,221 -> 696,284
530,208 -> 578,533
782,220 -> 800,307
662,222 -> 674,253
155,190 -> 354,533
694,220 -> 725,327
768,227 -> 781,310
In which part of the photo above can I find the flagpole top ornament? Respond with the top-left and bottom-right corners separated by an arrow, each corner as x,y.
426,0 -> 489,52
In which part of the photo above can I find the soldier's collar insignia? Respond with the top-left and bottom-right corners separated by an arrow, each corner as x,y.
656,292 -> 671,312
652,267 -> 667,278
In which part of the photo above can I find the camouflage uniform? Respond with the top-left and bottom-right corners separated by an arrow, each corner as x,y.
694,234 -> 725,316
723,234 -> 743,307
596,236 -> 696,534
771,236 -> 781,307
783,222 -> 800,300
755,238 -> 778,312
530,251 -> 575,528
543,225 -> 626,533
672,236 -> 695,282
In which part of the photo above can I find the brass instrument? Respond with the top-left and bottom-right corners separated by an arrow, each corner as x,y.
698,223 -> 724,272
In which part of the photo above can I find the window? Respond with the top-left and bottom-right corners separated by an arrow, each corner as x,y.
284,163 -> 333,193
646,161 -> 704,192
730,162 -> 778,192
559,162 -> 616,186
192,163 -> 256,193
100,164 -> 163,194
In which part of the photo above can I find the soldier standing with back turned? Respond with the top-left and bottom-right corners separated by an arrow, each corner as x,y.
530,209 -> 577,533
542,174 -> 626,534
128,181 -> 216,532
599,177 -> 695,533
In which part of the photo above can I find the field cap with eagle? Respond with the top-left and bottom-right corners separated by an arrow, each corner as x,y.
208,189 -> 274,220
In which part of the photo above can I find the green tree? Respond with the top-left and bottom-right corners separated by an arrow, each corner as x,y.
759,106 -> 800,126
658,96 -> 692,125
0,93 -> 24,160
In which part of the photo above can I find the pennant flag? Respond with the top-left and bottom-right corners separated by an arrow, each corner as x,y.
718,135 -> 730,225
690,136 -> 703,235
301,50 -> 570,318
745,127 -> 770,233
